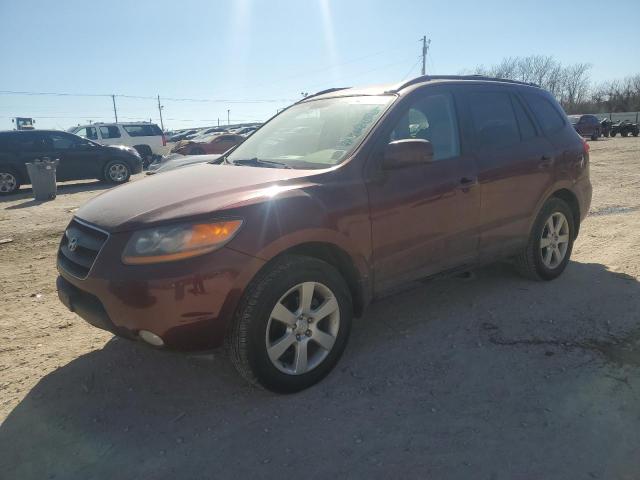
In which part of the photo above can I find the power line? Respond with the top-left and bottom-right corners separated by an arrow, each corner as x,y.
402,56 -> 423,81
0,90 -> 296,104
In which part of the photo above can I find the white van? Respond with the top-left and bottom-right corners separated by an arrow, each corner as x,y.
70,122 -> 169,165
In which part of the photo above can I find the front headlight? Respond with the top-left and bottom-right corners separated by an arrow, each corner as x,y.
122,220 -> 242,265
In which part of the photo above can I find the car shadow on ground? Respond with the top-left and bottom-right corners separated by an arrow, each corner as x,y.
1,261 -> 639,479
2,181 -> 113,209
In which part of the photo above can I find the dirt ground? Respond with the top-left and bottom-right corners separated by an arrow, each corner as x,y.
1,138 -> 640,479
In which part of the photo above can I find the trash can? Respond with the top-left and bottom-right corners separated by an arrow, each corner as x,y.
25,158 -> 59,201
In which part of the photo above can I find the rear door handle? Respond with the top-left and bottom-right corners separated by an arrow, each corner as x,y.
539,155 -> 554,168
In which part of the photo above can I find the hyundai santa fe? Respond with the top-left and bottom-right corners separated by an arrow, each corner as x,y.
56,75 -> 592,392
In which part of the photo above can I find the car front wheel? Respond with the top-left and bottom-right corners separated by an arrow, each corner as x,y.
104,161 -> 131,184
516,198 -> 575,281
227,255 -> 353,393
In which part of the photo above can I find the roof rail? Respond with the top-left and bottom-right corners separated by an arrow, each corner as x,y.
389,75 -> 540,92
297,87 -> 351,103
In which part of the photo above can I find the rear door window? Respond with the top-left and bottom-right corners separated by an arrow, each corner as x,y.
467,92 -> 520,149
100,126 -> 121,139
122,124 -> 160,137
47,132 -> 78,150
522,92 -> 566,134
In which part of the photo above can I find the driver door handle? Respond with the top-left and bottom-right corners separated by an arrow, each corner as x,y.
459,176 -> 478,191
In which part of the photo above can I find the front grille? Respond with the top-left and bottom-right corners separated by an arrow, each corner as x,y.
58,219 -> 108,279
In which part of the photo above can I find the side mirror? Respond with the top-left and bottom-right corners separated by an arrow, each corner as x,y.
383,139 -> 434,169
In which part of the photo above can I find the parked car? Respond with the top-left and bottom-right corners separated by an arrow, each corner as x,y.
233,126 -> 260,136
168,130 -> 197,143
568,114 -> 601,140
69,122 -> 167,167
187,127 -> 230,142
609,120 -> 639,137
147,153 -> 222,175
0,130 -> 142,194
170,133 -> 245,155
56,75 -> 591,392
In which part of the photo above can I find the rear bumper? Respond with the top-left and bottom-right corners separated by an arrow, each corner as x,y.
56,244 -> 265,350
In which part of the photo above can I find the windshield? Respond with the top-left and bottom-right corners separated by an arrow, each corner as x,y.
569,115 -> 581,124
226,95 -> 394,169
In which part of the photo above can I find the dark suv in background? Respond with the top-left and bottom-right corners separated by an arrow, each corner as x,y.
56,76 -> 591,392
0,130 -> 142,195
569,114 -> 601,140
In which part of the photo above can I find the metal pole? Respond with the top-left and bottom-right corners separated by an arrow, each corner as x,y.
111,95 -> 118,123
157,95 -> 164,131
421,36 -> 431,76
227,109 -> 230,126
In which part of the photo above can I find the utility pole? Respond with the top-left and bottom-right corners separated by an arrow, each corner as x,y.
421,36 -> 431,76
217,118 -> 220,126
227,109 -> 230,126
157,95 -> 165,131
111,94 -> 118,122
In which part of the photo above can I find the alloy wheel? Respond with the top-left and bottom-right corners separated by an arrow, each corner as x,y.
265,281 -> 340,375
0,172 -> 17,193
108,163 -> 128,182
540,212 -> 570,269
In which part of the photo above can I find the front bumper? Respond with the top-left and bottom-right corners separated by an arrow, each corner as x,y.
57,238 -> 265,350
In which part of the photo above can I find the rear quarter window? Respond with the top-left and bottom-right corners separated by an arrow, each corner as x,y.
100,126 -> 121,139
522,92 -> 566,134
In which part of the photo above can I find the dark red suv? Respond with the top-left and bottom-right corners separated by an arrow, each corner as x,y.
56,76 -> 592,392
569,114 -> 601,140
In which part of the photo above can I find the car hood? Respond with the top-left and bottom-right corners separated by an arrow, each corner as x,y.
105,144 -> 140,156
76,163 -> 314,232
154,154 -> 220,173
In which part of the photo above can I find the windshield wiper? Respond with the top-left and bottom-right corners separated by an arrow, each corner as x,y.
231,158 -> 292,169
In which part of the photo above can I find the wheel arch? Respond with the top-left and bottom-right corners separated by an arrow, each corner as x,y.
241,241 -> 369,318
0,163 -> 23,192
133,144 -> 152,154
550,188 -> 581,238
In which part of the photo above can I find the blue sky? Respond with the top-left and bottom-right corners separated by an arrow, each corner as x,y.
1,0 -> 638,131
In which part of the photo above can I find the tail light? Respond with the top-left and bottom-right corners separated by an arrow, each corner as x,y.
582,138 -> 590,153
162,134 -> 167,147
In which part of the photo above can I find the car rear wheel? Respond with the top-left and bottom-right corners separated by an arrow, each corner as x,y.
610,131 -> 617,137
591,130 -> 599,141
0,169 -> 20,195
227,255 -> 352,393
104,161 -> 131,184
515,198 -> 575,281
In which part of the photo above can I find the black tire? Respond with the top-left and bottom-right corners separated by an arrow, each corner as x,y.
621,131 -> 629,138
515,197 -> 575,281
226,255 -> 353,393
190,147 -> 205,155
610,131 -> 616,137
0,167 -> 21,195
591,130 -> 599,141
103,160 -> 131,184
633,130 -> 639,137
